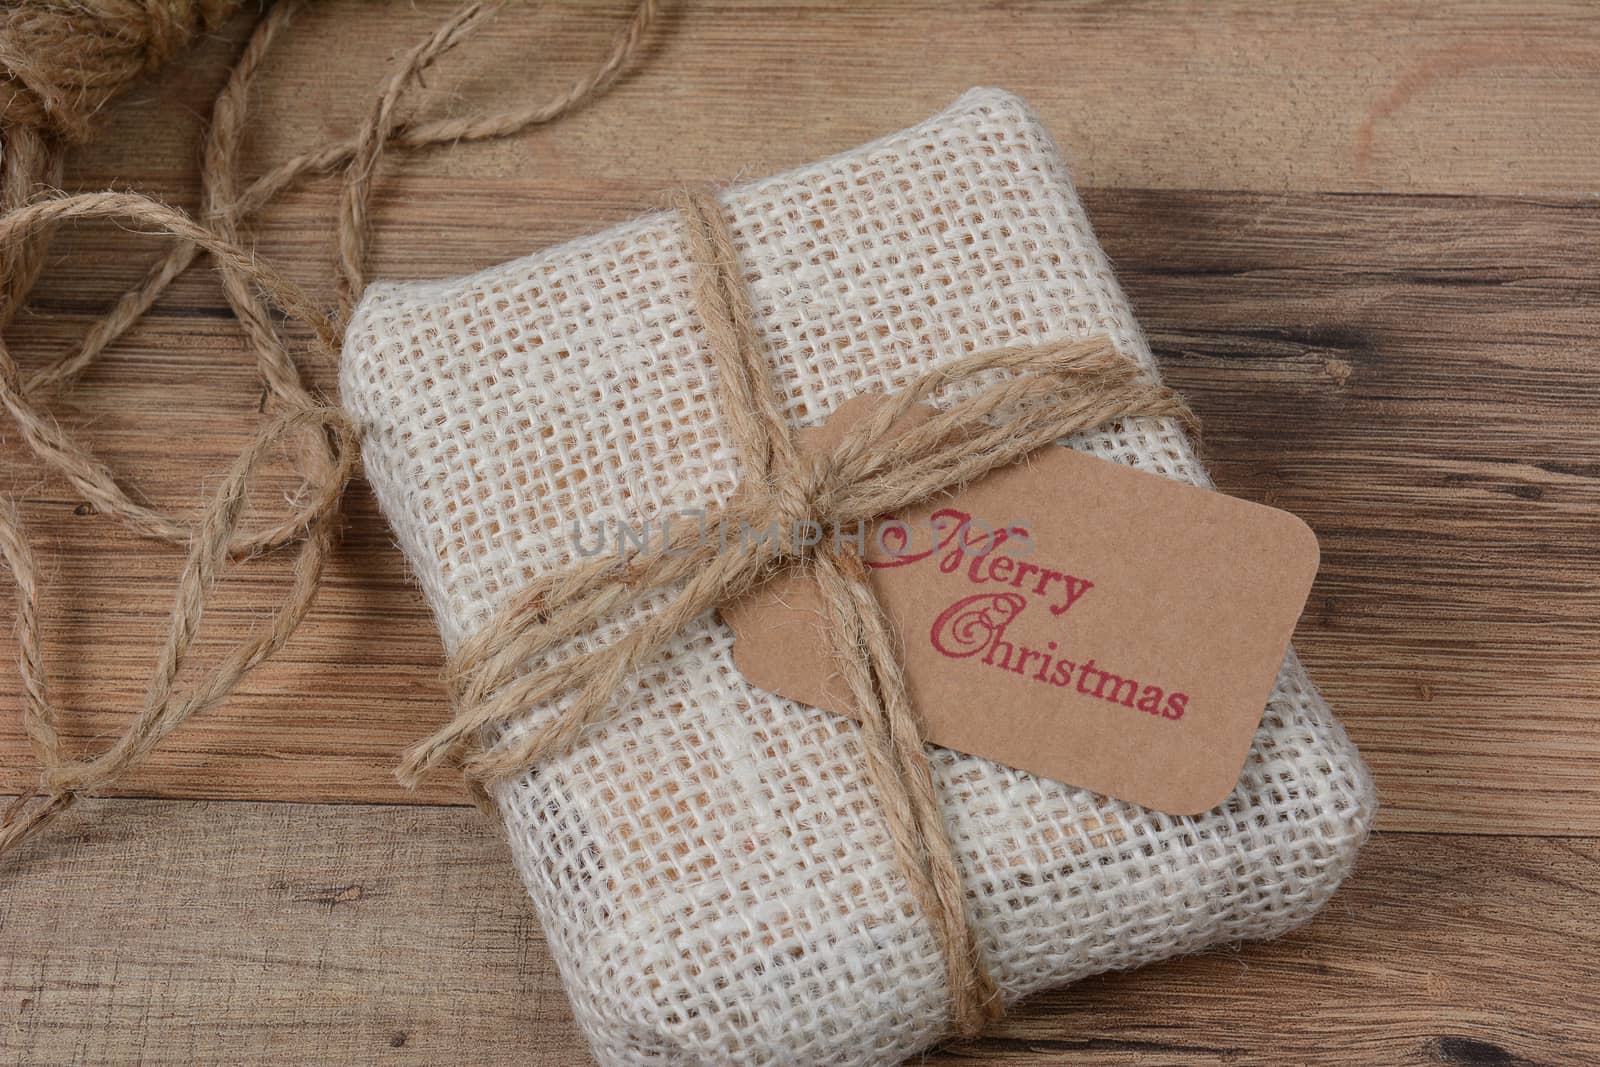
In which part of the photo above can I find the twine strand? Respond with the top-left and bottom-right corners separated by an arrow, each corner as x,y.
335,1 -> 508,321
23,0 -> 660,397
812,543 -> 1001,1032
0,0 -> 241,326
0,0 -> 658,856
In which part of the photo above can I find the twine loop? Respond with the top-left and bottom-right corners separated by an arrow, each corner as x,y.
0,0 -> 658,856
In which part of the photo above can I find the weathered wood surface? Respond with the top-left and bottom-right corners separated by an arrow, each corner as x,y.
4,186 -> 1595,831
71,1 -> 1600,198
2,1 -> 1599,1063
2,802 -> 1596,1066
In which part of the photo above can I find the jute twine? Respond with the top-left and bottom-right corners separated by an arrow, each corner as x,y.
0,0 -> 659,847
0,1 -> 243,324
0,0 -> 1198,1039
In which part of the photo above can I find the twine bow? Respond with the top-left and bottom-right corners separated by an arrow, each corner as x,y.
400,187 -> 1198,1034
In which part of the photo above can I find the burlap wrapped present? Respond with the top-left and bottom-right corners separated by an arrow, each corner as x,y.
341,88 -> 1377,1066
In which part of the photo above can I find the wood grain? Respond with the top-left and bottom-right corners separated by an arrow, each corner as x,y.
69,1 -> 1600,199
5,185 -> 1595,833
2,2 -> 1598,1063
1106,190 -> 1600,836
2,801 -> 1595,1066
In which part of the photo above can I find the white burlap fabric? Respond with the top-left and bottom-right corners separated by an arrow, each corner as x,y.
342,88 -> 1377,1066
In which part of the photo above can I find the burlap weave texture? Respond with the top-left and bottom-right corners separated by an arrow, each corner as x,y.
341,88 -> 1377,1066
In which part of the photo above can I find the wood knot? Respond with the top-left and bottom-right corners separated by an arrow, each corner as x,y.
288,882 -> 369,909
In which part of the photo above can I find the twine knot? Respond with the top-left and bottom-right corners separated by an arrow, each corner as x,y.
766,452 -> 836,534
0,0 -> 237,139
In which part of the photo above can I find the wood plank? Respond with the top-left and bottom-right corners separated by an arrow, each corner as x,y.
69,1 -> 1600,198
0,800 -> 583,1064
5,185 -> 1596,835
1101,190 -> 1600,837
1,800 -> 1595,1065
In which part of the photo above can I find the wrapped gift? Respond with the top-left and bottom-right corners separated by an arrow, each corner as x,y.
341,88 -> 1376,1066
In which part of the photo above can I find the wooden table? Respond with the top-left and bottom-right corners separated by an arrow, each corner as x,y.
3,2 -> 1598,1063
